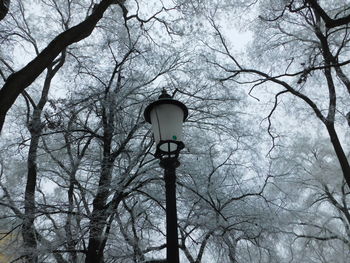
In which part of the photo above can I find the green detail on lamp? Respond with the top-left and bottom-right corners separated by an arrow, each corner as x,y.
172,135 -> 177,140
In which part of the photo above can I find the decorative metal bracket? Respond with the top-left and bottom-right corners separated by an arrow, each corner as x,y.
155,140 -> 184,158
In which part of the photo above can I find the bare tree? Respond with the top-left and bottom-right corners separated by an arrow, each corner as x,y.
268,136 -> 350,262
0,0 -> 125,133
200,0 -> 350,188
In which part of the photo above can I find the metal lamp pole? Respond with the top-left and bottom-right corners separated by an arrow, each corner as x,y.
144,89 -> 188,263
161,158 -> 180,262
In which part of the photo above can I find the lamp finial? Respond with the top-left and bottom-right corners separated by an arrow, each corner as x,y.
159,88 -> 171,99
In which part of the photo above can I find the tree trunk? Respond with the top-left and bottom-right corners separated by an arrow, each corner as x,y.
326,123 -> 350,187
22,125 -> 40,263
21,55 -> 64,262
85,160 -> 111,262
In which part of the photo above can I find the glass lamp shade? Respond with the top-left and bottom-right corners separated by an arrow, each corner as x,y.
144,92 -> 188,157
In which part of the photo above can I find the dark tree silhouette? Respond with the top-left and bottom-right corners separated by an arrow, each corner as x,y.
0,0 -> 10,21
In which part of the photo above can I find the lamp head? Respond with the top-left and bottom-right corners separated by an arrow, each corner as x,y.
144,89 -> 188,159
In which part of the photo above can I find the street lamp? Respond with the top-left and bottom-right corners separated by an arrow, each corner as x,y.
144,89 -> 188,263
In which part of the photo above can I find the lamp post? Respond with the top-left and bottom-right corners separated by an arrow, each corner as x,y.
144,89 -> 188,263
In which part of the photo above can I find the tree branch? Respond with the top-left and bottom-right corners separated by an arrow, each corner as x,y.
0,0 -> 124,132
